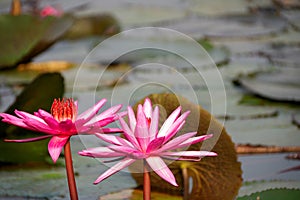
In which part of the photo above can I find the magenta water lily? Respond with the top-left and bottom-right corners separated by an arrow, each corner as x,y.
79,98 -> 217,187
0,98 -> 123,163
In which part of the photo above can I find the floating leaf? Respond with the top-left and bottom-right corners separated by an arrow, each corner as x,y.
237,188 -> 300,200
237,68 -> 300,102
129,93 -> 242,200
63,14 -> 120,39
161,13 -> 287,39
0,14 -> 73,69
99,189 -> 182,200
0,72 -> 64,164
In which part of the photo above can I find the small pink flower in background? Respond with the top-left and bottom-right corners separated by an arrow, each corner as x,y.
0,98 -> 123,163
79,98 -> 217,186
40,5 -> 62,17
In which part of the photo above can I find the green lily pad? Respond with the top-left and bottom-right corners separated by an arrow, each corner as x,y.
63,14 -> 120,39
129,93 -> 242,200
0,72 -> 64,164
237,188 -> 300,200
0,14 -> 73,69
239,179 -> 300,197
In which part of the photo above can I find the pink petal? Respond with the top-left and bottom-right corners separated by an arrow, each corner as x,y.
95,133 -> 133,147
119,118 -> 139,148
146,156 -> 178,186
35,109 -> 53,119
96,104 -> 122,120
164,111 -> 190,142
39,115 -> 59,130
15,110 -> 46,124
127,106 -> 136,131
100,127 -> 123,133
0,113 -> 32,130
156,132 -> 198,153
4,135 -> 51,143
77,99 -> 107,124
160,151 -> 217,159
23,118 -> 56,134
78,147 -> 124,158
176,134 -> 214,149
146,137 -> 165,153
85,104 -> 122,126
157,106 -> 182,137
143,98 -> 152,119
108,145 -> 138,155
93,157 -> 135,184
48,136 -> 69,163
135,105 -> 149,151
149,106 -> 159,140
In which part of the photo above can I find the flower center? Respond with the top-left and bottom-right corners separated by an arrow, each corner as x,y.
51,98 -> 77,122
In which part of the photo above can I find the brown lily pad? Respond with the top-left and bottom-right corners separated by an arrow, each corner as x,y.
129,93 -> 242,200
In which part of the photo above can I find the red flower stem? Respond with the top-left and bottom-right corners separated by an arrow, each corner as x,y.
143,160 -> 151,200
182,167 -> 189,200
64,140 -> 79,200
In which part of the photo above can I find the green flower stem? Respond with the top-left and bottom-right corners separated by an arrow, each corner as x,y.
64,140 -> 79,200
143,160 -> 151,200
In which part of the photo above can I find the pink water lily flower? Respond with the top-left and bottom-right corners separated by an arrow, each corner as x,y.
0,98 -> 123,163
79,98 -> 217,186
40,5 -> 63,17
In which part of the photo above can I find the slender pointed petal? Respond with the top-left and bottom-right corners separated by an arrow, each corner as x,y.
149,106 -> 159,140
78,147 -> 124,158
160,151 -> 217,158
0,113 -> 33,129
156,132 -> 197,153
176,134 -> 214,149
77,99 -> 106,123
4,135 -> 51,143
48,136 -> 70,163
127,106 -> 136,131
146,156 -> 178,186
85,104 -> 122,126
23,118 -> 57,134
164,111 -> 190,142
143,98 -> 152,119
135,105 -> 149,151
95,133 -> 133,147
93,158 -> 135,184
119,117 -> 139,148
158,106 -> 181,137
15,110 -> 46,124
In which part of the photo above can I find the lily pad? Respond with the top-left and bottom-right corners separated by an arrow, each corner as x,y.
0,72 -> 64,164
237,188 -> 300,200
161,13 -> 287,39
237,68 -> 300,102
0,14 -> 73,69
129,93 -> 242,200
190,0 -> 273,16
100,189 -> 182,200
225,116 -> 300,147
261,45 -> 300,68
63,14 -> 120,39
238,179 -> 300,197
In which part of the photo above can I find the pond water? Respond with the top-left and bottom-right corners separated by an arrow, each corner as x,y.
0,0 -> 300,199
